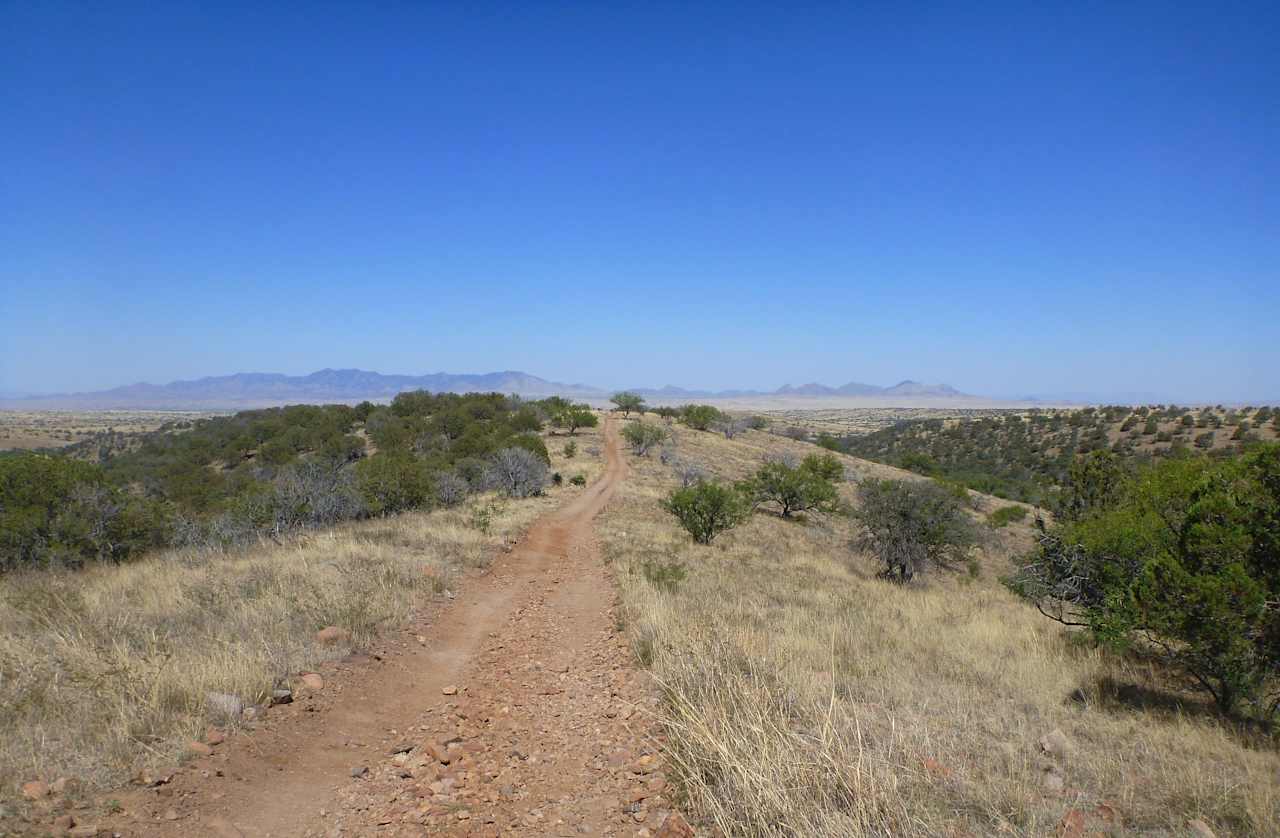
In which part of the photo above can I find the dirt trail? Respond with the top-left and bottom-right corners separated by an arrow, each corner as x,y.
103,418 -> 690,837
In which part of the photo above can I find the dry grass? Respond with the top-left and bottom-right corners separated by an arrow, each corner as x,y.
600,420 -> 1280,836
0,424 -> 605,811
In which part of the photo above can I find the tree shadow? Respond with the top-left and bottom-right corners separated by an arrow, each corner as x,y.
1071,676 -> 1276,748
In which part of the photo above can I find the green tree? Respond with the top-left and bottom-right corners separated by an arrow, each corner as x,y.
854,479 -> 976,582
680,404 -> 724,431
1012,444 -> 1280,716
739,454 -> 842,518
355,453 -> 433,515
662,481 -> 751,544
610,392 -> 646,418
621,421 -> 668,456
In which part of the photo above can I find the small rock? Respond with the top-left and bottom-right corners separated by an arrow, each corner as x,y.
271,688 -> 294,705
350,766 -> 369,778
188,741 -> 214,757
1037,728 -> 1071,760
21,780 -> 50,800
1057,808 -> 1086,838
1187,820 -> 1217,838
655,812 -> 694,838
50,776 -> 73,795
416,635 -> 427,645
300,673 -> 325,690
52,814 -> 76,831
316,626 -> 350,646
442,685 -> 458,696
164,808 -> 180,820
68,825 -> 101,837
1041,766 -> 1065,792
205,727 -> 226,746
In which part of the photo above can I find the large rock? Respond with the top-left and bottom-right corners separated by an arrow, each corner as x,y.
1037,728 -> 1071,760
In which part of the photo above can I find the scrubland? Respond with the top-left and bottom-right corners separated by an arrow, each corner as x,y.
599,421 -> 1279,836
0,425 -> 603,813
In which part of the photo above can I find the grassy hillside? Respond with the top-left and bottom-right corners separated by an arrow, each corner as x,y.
0,422 -> 606,817
600,419 -> 1278,836
837,405 -> 1279,506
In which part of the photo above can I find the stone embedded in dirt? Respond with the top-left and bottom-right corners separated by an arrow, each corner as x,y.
1187,820 -> 1217,838
67,825 -> 101,837
204,816 -> 247,838
655,812 -> 695,838
300,672 -> 325,690
206,691 -> 245,719
1037,728 -> 1071,760
271,688 -> 294,705
206,727 -> 226,745
1056,808 -> 1086,838
316,626 -> 350,646
1041,766 -> 1065,792
50,776 -> 75,795
442,684 -> 459,695
51,813 -> 75,831
389,741 -> 415,755
164,808 -> 180,820
188,740 -> 214,756
425,742 -> 451,764
21,779 -> 50,800
350,766 -> 369,778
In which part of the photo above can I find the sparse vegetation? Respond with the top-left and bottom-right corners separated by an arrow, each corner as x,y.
621,420 -> 668,456
854,478 -> 977,581
661,480 -> 750,544
738,452 -> 843,518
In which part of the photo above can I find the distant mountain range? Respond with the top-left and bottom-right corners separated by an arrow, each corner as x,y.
0,369 -> 975,410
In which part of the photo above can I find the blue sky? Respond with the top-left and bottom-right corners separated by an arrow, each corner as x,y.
2,2 -> 1277,401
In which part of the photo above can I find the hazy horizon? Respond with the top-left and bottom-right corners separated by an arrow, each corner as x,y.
3,3 -> 1277,404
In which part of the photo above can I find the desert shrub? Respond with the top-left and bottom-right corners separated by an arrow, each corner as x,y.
745,415 -> 769,430
1143,418 -> 1159,435
550,403 -> 597,435
1056,450 -> 1130,523
987,504 -> 1029,528
713,416 -> 751,439
356,453 -> 433,515
1011,444 -> 1280,716
272,459 -> 365,529
739,453 -> 842,518
569,474 -> 587,486
622,422 -> 669,456
674,460 -> 708,488
0,454 -> 169,570
853,479 -> 976,582
434,471 -> 469,507
1194,432 -> 1216,450
485,447 -> 548,498
552,472 -> 564,486
639,559 -> 687,593
680,404 -> 725,431
563,440 -> 577,459
506,432 -> 551,465
610,392 -> 646,417
663,481 -> 751,544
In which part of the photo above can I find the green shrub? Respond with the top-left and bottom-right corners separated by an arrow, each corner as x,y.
356,453 -> 433,515
987,504 -> 1029,528
680,404 -> 724,431
739,454 -> 842,518
662,481 -> 750,544
563,440 -> 577,459
640,559 -> 687,593
610,392 -> 646,417
622,422 -> 668,456
569,474 -> 587,486
1012,443 -> 1280,716
853,479 -> 976,582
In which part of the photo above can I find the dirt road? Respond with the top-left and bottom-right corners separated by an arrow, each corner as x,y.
102,418 -> 690,837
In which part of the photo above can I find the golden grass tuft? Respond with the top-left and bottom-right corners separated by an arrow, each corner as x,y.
601,420 -> 1280,836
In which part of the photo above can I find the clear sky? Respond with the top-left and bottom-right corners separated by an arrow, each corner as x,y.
2,2 -> 1277,401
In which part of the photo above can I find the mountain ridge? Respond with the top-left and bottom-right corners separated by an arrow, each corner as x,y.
1,369 -> 974,409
